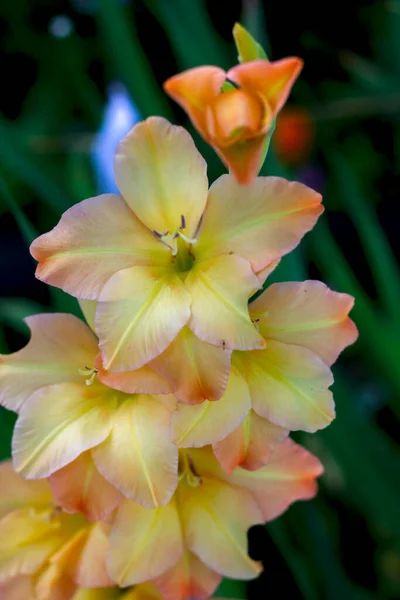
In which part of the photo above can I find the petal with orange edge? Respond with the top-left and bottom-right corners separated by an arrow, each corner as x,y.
178,478 -> 262,579
186,255 -> 264,350
150,327 -> 231,404
31,194 -> 169,300
196,175 -> 323,273
75,522 -> 113,588
0,461 -> 53,518
114,117 -> 208,238
163,67 -> 226,140
0,508 -> 64,582
97,355 -> 171,396
236,340 -> 335,432
155,551 -> 221,600
213,409 -> 289,474
228,58 -> 303,116
171,368 -> 250,448
229,438 -> 323,521
12,382 -> 116,479
107,499 -> 183,586
49,453 -> 123,522
250,281 -> 358,365
0,314 -> 97,412
97,266 -> 191,372
92,396 -> 178,508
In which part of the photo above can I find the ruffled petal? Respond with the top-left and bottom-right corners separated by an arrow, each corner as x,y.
150,327 -> 231,404
49,452 -> 123,522
229,438 -> 324,521
196,175 -> 323,273
163,67 -> 226,140
114,117 -> 208,238
12,382 -> 116,479
0,314 -> 97,412
31,194 -> 169,300
228,58 -> 303,117
96,266 -> 191,372
250,281 -> 358,365
107,499 -> 183,586
171,368 -> 251,447
92,397 -> 178,508
213,410 -> 289,474
155,551 -> 221,600
178,478 -> 262,579
186,255 -> 264,350
236,340 -> 335,432
0,461 -> 53,518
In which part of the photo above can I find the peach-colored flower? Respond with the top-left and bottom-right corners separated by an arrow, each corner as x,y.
106,441 -> 323,592
30,117 -> 323,404
0,313 -> 178,509
0,461 -> 113,600
168,282 -> 357,472
164,59 -> 302,184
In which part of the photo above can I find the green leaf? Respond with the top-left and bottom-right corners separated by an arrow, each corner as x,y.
0,175 -> 38,245
215,578 -> 247,598
0,298 -> 44,335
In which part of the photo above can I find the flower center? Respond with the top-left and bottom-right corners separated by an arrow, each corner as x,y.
154,214 -> 197,272
78,365 -> 99,386
178,452 -> 202,488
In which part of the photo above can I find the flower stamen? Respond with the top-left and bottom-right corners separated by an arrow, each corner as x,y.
78,366 -> 99,386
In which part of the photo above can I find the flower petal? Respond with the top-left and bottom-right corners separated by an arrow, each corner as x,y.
186,255 -> 264,350
213,410 -> 289,474
195,175 -> 323,273
163,67 -> 226,141
0,508 -> 64,582
236,340 -> 335,432
114,117 -> 208,238
74,522 -> 113,588
229,438 -> 323,521
228,58 -> 303,117
155,551 -> 221,600
178,478 -> 262,579
107,499 -> 183,586
0,314 -> 97,412
12,382 -> 116,479
250,281 -> 358,365
0,576 -> 35,600
97,355 -> 171,396
92,397 -> 178,508
97,266 -> 191,372
171,368 -> 251,447
213,134 -> 268,185
150,327 -> 231,404
49,452 -> 123,522
31,194 -> 169,300
0,461 -> 53,518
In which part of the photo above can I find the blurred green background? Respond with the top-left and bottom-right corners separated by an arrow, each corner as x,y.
1,1 -> 400,599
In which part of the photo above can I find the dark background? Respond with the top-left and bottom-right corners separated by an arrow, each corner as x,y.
1,1 -> 400,599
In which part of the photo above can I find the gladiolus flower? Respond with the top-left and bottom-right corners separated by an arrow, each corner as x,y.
31,117 -> 323,403
164,59 -> 302,183
169,281 -> 357,472
106,441 -> 323,592
0,313 -> 179,509
0,461 -> 113,600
